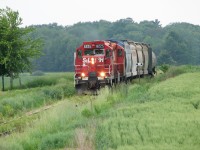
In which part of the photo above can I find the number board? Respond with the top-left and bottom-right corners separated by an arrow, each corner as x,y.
96,44 -> 104,49
84,45 -> 91,48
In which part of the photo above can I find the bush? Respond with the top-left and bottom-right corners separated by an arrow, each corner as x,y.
81,108 -> 93,118
3,104 -> 15,117
159,64 -> 170,73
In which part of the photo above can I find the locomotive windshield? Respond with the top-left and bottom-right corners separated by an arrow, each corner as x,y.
84,49 -> 104,55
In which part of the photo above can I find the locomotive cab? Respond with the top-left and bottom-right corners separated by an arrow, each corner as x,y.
74,41 -> 114,92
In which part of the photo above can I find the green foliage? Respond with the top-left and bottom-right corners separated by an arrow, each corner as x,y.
0,7 -> 42,75
160,31 -> 191,65
2,104 -> 15,117
0,7 -> 42,90
159,64 -> 170,73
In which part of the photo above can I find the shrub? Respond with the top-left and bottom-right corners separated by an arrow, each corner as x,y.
3,104 -> 15,117
159,64 -> 170,73
81,108 -> 93,118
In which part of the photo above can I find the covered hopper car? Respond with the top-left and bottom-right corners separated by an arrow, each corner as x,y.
74,40 -> 156,92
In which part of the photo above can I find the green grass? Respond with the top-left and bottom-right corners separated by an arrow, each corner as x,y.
1,66 -> 200,150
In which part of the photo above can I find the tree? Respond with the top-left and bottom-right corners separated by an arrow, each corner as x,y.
0,7 -> 42,90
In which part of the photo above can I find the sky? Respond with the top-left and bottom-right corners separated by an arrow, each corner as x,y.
1,0 -> 200,27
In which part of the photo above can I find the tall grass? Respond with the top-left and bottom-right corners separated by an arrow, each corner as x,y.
1,66 -> 200,149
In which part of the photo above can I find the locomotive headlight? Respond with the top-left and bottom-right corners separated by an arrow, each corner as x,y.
91,58 -> 95,65
81,72 -> 85,77
100,72 -> 105,77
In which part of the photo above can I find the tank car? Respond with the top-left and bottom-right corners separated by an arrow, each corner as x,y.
74,40 -> 156,93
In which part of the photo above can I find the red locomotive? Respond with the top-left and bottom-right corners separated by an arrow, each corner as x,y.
74,40 -> 156,92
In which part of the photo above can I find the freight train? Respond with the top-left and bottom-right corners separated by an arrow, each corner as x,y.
74,40 -> 156,93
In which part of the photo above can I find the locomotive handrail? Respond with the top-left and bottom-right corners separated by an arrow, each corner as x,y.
75,64 -> 111,74
75,63 -> 123,76
75,63 -> 123,74
113,63 -> 124,65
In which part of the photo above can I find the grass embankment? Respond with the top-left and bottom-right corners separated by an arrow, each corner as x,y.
96,74 -> 200,150
0,66 -> 200,150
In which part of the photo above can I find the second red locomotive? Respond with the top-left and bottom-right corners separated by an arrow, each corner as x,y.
74,40 -> 156,92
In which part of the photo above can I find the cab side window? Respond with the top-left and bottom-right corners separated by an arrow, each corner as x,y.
77,50 -> 82,58
118,49 -> 122,56
106,50 -> 110,57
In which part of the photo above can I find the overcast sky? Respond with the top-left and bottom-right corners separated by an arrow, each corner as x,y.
1,0 -> 200,27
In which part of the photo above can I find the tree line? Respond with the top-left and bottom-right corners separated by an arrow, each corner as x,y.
30,18 -> 200,72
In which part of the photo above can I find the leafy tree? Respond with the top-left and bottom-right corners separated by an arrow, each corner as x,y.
0,7 -> 42,90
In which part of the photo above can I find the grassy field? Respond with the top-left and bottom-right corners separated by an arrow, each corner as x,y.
95,72 -> 200,150
0,66 -> 200,150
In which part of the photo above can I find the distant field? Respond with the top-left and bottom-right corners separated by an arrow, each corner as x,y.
0,66 -> 200,150
0,72 -> 74,90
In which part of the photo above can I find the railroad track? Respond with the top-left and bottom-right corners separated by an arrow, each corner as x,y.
0,103 -> 59,137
